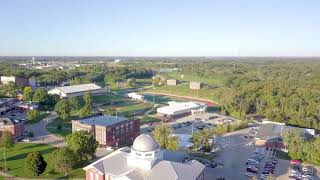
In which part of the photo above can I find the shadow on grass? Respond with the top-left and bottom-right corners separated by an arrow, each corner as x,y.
7,147 -> 56,161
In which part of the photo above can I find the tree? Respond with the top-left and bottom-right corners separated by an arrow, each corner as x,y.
27,109 -> 41,122
152,125 -> 180,151
69,97 -> 80,110
2,81 -> 18,97
79,104 -> 92,118
32,88 -> 48,103
83,91 -> 93,106
66,130 -> 98,164
166,136 -> 180,151
54,99 -> 71,120
24,152 -> 47,176
51,147 -> 75,176
0,131 -> 14,172
23,86 -> 33,101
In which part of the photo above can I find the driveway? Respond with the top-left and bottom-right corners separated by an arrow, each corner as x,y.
25,112 -> 67,147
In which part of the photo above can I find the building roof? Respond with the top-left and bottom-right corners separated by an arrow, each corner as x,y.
147,160 -> 205,180
0,98 -> 16,105
77,114 -> 129,127
0,117 -> 22,126
157,101 -> 204,115
51,83 -> 102,94
132,134 -> 159,152
83,135 -> 205,180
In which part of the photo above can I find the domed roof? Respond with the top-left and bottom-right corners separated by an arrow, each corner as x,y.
132,134 -> 159,152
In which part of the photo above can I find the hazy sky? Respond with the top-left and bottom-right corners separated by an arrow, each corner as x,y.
0,0 -> 319,56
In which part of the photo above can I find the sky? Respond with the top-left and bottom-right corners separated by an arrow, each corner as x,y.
0,0 -> 319,56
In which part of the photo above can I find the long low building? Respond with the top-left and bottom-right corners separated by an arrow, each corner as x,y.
157,101 -> 207,119
48,83 -> 107,98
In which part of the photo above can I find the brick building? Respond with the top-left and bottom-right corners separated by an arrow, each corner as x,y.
190,82 -> 203,90
72,115 -> 140,147
0,118 -> 25,139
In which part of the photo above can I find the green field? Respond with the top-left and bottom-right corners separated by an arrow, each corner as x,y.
146,83 -> 219,102
1,143 -> 85,179
140,116 -> 161,125
93,94 -> 118,104
166,71 -> 225,85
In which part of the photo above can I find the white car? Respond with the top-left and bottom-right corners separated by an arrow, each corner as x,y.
22,138 -> 30,142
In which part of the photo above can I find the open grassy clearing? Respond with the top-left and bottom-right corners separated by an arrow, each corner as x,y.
93,94 -> 118,104
1,143 -> 85,179
145,83 -> 219,101
166,71 -> 225,85
140,115 -> 161,125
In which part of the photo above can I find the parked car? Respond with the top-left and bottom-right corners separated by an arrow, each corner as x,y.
22,138 -> 30,142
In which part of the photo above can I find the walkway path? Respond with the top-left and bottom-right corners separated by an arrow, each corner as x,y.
25,112 -> 66,147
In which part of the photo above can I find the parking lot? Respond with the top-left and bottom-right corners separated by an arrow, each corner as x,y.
141,112 -> 239,135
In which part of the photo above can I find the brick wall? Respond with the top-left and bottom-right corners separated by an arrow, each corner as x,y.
86,168 -> 105,180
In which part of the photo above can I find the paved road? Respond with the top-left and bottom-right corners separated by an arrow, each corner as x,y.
25,112 -> 67,147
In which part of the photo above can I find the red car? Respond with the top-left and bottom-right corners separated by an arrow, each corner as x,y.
290,160 -> 302,165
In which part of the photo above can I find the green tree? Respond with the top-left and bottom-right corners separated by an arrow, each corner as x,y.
66,130 -> 98,164
32,88 -> 48,103
79,104 -> 92,118
152,125 -> 180,151
69,97 -> 80,110
0,131 -> 14,172
51,147 -> 75,176
24,152 -> 47,176
23,86 -> 33,101
54,99 -> 71,120
2,81 -> 18,97
27,109 -> 41,122
83,91 -> 93,106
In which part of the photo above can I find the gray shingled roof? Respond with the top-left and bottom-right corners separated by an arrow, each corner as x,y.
78,115 -> 129,126
54,83 -> 102,94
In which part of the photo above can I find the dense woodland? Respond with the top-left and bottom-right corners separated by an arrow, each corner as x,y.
168,61 -> 320,130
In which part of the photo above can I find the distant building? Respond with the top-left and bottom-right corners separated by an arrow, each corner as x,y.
190,82 -> 202,90
48,83 -> 107,98
0,76 -> 35,87
167,79 -> 178,86
83,134 -> 206,180
0,118 -> 24,139
157,101 -> 207,119
72,114 -> 140,147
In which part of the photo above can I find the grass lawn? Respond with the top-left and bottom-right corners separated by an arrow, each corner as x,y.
145,83 -> 220,101
93,94 -> 118,104
116,103 -> 152,114
46,118 -> 72,137
140,116 -> 161,125
166,71 -> 225,85
1,143 -> 85,179
26,112 -> 49,124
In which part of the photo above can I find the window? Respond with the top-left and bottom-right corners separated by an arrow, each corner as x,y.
95,174 -> 99,180
90,172 -> 94,180
145,153 -> 152,157
136,153 -> 141,156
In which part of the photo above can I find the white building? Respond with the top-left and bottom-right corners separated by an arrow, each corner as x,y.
128,92 -> 144,101
157,101 -> 207,119
83,134 -> 206,180
48,83 -> 107,98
